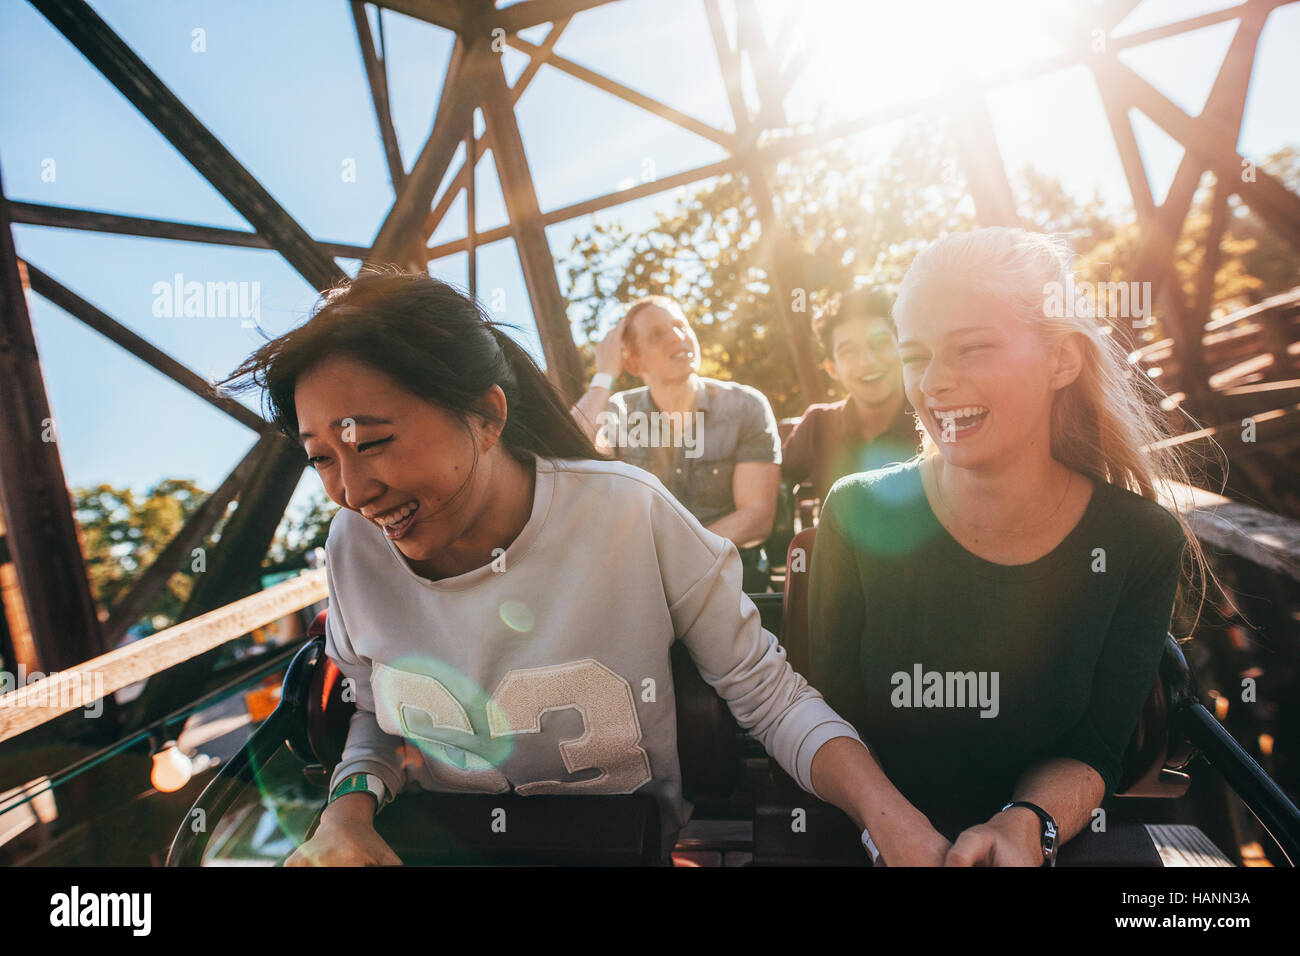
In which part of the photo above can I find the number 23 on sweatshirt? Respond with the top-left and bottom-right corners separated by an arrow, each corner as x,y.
322,453 -> 860,846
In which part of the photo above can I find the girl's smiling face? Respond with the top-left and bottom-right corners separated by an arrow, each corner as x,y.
295,354 -> 491,561
896,279 -> 1068,470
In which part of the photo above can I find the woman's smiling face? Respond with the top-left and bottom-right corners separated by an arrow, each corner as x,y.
895,279 -> 1060,470
296,354 -> 486,561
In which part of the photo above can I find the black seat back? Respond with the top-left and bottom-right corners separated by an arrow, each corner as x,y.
1115,635 -> 1197,798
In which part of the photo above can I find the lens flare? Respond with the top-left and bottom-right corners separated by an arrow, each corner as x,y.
499,600 -> 535,633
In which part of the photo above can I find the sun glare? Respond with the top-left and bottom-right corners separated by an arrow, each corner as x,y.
784,0 -> 1070,123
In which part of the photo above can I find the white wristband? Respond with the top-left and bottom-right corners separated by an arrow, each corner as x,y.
861,826 -> 882,865
590,372 -> 614,391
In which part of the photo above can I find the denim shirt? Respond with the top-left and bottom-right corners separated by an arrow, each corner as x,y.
605,377 -> 781,527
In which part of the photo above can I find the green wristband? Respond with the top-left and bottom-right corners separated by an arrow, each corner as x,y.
330,772 -> 387,811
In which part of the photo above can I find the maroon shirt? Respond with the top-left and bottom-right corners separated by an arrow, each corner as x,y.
781,396 -> 920,500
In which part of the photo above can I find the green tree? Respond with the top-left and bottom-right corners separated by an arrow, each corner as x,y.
266,490 -> 337,569
76,479 -> 212,626
75,479 -> 338,632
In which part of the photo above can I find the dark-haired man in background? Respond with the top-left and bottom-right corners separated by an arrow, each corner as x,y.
782,289 -> 919,506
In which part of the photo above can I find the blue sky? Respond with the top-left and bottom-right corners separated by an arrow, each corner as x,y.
1,0 -> 1297,527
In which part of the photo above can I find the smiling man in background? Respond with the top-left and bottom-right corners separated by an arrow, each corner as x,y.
571,295 -> 781,591
782,288 -> 919,505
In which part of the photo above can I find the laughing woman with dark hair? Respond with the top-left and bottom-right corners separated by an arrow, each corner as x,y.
216,269 -> 889,865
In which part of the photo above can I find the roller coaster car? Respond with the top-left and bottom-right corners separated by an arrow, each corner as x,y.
168,532 -> 1300,866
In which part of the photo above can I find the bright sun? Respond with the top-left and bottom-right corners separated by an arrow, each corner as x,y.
781,0 -> 1070,123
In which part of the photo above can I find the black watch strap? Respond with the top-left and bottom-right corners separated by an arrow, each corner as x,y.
1000,801 -> 1058,867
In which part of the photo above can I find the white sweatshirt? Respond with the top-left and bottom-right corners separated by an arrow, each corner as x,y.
323,453 -> 861,857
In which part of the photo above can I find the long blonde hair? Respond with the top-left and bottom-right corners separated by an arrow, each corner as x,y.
894,227 -> 1219,622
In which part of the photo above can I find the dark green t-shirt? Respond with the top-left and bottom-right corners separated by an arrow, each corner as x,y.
807,458 -> 1186,839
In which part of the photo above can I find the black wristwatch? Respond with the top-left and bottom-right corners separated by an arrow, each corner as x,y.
1000,801 -> 1058,867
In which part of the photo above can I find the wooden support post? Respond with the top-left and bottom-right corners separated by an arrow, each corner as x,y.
718,0 -> 825,405
949,98 -> 1019,227
746,164 -> 827,405
352,0 -> 406,192
0,173 -> 105,672
466,128 -> 477,300
1186,180 -> 1232,416
479,57 -> 586,404
418,18 -> 569,246
704,0 -> 751,135
0,505 -> 38,675
368,35 -> 496,269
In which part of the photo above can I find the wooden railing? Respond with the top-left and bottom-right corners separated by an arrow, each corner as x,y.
0,569 -> 326,744
1160,482 -> 1300,584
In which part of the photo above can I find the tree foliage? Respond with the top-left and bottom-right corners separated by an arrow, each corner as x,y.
74,479 -> 336,633
76,480 -> 208,628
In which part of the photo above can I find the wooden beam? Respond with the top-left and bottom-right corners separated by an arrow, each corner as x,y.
505,35 -> 736,148
466,128 -> 477,298
1213,285 -> 1300,327
947,83 -> 1019,227
1158,480 -> 1300,584
493,0 -> 619,33
745,166 -> 826,404
0,506 -> 38,675
1110,2 -> 1278,51
418,18 -> 570,244
368,34 -> 496,268
1188,179 -> 1232,406
703,0 -> 751,135
22,262 -> 272,435
5,201 -> 369,259
29,0 -> 345,293
479,56 -> 586,403
1094,69 -> 1157,226
1091,4 -> 1273,362
373,0 -> 465,32
1130,4 -> 1268,282
0,568 -> 326,744
101,434 -> 274,646
716,1 -> 824,404
351,1 -> 406,191
0,177 -> 105,671
735,0 -> 783,132
424,155 -> 745,260
1110,65 -> 1300,251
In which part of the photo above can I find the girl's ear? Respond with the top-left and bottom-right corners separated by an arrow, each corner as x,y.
1049,333 -> 1085,391
474,385 -> 509,449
